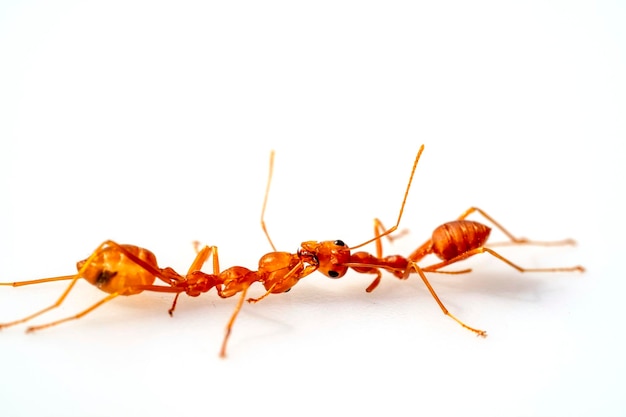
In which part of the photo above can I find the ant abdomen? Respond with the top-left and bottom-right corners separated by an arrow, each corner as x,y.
431,220 -> 491,261
77,245 -> 158,294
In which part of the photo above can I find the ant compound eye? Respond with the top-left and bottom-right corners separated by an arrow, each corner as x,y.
334,240 -> 346,247
327,270 -> 340,278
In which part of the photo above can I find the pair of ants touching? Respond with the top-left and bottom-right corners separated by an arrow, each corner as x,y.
0,145 -> 584,357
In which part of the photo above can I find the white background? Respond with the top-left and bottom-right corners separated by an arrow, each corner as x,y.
1,1 -> 624,416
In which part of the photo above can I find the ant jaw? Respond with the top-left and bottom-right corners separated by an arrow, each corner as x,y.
297,248 -> 319,267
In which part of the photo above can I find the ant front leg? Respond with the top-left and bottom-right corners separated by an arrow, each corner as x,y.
457,207 -> 577,246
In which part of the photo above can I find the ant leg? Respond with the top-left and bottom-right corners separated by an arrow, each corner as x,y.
186,245 -> 216,276
457,207 -> 576,246
405,262 -> 487,337
260,150 -> 278,252
364,265 -> 472,293
428,268 -> 473,275
363,266 -> 473,292
350,145 -> 424,251
365,270 -> 383,293
191,242 -> 219,274
220,285 -> 249,358
168,245 -> 219,316
246,282 -> 276,304
0,275 -> 75,287
421,247 -> 585,274
25,292 -> 123,332
25,283 -> 191,332
168,293 -> 181,317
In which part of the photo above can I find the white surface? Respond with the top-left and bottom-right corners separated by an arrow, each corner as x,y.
0,1 -> 624,416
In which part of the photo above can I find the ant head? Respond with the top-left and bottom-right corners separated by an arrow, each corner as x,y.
300,239 -> 350,278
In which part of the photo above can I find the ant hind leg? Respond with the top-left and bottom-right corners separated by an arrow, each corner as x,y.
457,207 -> 577,246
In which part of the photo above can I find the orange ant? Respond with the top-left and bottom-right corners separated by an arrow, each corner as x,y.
0,241 -> 222,331
259,145 -> 584,337
0,240 -> 320,357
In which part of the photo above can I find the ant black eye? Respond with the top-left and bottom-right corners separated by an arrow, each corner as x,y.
328,270 -> 340,278
334,240 -> 345,247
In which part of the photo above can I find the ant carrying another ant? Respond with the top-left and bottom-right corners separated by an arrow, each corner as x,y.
0,145 -> 584,356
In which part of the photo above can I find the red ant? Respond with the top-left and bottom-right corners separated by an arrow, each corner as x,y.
259,145 -> 584,337
0,240 -> 320,357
